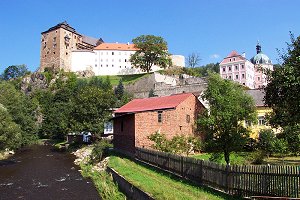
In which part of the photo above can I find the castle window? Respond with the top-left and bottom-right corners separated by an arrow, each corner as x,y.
242,74 -> 245,78
120,66 -> 121,68
233,58 -> 236,61
258,77 -> 260,81
222,67 -> 225,72
112,52 -> 114,55
101,64 -> 102,67
95,64 -> 97,67
236,74 -> 238,79
229,59 -> 231,61
66,52 -> 68,55
53,52 -> 55,54
235,65 -> 238,70
112,65 -> 114,67
125,66 -> 127,68
229,76 -> 231,79
228,66 -> 231,71
125,59 -> 127,62
106,64 -> 108,67
241,64 -> 244,69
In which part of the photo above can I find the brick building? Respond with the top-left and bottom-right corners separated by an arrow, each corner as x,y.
112,93 -> 205,153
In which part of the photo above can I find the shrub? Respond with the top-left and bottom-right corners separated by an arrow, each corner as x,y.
89,139 -> 112,164
257,129 -> 276,157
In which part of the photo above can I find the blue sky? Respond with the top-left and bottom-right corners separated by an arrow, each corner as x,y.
0,0 -> 299,73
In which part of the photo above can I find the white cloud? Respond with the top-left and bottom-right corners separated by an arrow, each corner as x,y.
210,54 -> 220,59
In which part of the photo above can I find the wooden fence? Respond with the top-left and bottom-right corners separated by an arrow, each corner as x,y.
135,147 -> 300,198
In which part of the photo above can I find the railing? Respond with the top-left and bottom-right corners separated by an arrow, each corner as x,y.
135,147 -> 300,198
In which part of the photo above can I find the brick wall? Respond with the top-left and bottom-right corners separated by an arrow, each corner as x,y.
134,95 -> 204,149
113,114 -> 136,153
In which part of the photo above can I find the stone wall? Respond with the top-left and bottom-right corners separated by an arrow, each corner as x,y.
124,72 -> 207,99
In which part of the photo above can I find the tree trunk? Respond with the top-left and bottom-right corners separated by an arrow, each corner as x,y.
224,149 -> 230,165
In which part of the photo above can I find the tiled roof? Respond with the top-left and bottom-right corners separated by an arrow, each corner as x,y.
42,21 -> 78,34
115,93 -> 195,113
220,50 -> 246,65
82,35 -> 103,47
246,89 -> 265,107
94,43 -> 138,51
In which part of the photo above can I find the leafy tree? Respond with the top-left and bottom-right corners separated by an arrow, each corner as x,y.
187,53 -> 201,68
0,105 -> 22,150
257,129 -> 276,157
197,73 -> 257,165
130,35 -> 172,73
0,82 -> 38,144
264,33 -> 300,127
280,125 -> 300,155
71,85 -> 116,136
1,64 -> 30,80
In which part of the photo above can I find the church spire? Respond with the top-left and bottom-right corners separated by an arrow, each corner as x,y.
256,41 -> 262,54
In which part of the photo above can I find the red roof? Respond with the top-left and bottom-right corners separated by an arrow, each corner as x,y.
115,93 -> 195,113
94,43 -> 138,51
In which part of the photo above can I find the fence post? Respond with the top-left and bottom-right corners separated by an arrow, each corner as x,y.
181,156 -> 184,177
226,164 -> 230,194
200,159 -> 203,185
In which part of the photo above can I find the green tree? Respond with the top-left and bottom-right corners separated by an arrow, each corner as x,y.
257,129 -> 276,157
0,105 -> 22,150
264,33 -> 300,127
197,73 -> 257,165
1,65 -> 30,80
71,85 -> 116,136
130,35 -> 172,73
114,79 -> 124,100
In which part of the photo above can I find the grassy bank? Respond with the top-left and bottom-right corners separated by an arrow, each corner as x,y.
80,163 -> 125,200
108,155 -> 238,200
98,73 -> 150,86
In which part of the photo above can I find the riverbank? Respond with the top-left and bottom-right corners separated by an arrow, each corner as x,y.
72,145 -> 125,199
0,149 -> 14,160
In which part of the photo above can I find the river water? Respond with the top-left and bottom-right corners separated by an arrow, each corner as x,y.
0,145 -> 101,200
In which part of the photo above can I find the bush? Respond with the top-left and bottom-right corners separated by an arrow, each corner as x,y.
148,132 -> 202,156
89,139 -> 112,164
249,150 -> 265,165
257,129 -> 276,157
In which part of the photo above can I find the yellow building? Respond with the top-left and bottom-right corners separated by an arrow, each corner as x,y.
246,89 -> 276,138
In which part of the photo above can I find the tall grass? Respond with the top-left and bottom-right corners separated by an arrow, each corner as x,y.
80,164 -> 125,200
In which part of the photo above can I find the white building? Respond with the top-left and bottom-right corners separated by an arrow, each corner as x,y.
71,42 -> 185,76
219,43 -> 273,89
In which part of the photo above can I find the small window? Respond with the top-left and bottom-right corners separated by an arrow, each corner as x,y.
233,58 -> 236,61
229,66 -> 231,71
229,59 -> 231,61
258,77 -> 260,81
120,66 -> 121,68
158,111 -> 163,122
112,64 -> 114,67
242,74 -> 245,78
235,65 -> 238,70
95,64 -> 97,67
125,59 -> 127,62
106,64 -> 108,67
112,52 -> 114,55
236,74 -> 238,79
222,67 -> 225,72
258,116 -> 265,126
241,65 -> 244,69
186,115 -> 190,123
101,64 -> 102,67
229,76 -> 231,79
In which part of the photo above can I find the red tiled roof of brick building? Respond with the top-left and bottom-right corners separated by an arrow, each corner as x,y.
115,93 -> 195,113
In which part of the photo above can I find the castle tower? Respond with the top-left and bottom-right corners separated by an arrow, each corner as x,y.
39,21 -> 103,72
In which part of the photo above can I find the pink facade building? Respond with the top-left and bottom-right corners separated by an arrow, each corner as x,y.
220,43 -> 273,89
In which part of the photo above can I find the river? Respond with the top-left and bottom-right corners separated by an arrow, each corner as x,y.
0,145 -> 101,200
